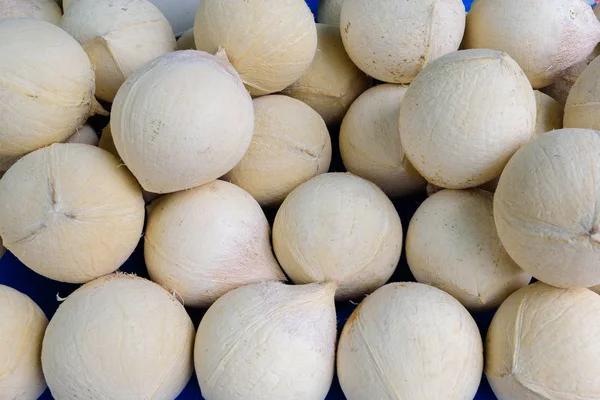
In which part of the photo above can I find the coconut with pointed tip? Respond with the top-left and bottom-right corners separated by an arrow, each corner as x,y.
195,281 -> 337,400
42,274 -> 195,399
0,0 -> 61,24
565,54 -> 600,130
318,0 -> 345,27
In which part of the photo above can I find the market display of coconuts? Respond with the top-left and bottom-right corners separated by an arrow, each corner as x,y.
2,0 -> 600,399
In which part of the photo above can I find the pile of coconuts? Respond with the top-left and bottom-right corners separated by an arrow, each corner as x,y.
2,0 -> 600,399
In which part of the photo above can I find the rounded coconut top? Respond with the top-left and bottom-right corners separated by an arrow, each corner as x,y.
399,49 -> 536,189
42,274 -> 195,399
273,173 -> 403,300
494,128 -> 600,288
224,95 -> 332,207
565,53 -> 600,130
0,0 -> 62,24
111,50 -> 254,194
533,90 -> 563,135
318,0 -> 345,27
0,144 -> 145,283
337,282 -> 483,400
486,282 -> 600,399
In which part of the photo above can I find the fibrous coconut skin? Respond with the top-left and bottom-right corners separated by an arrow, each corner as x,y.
339,84 -> 427,198
41,274 -> 195,399
281,24 -> 372,126
0,0 -> 62,24
0,285 -> 48,400
273,173 -> 403,300
194,0 -> 318,96
486,282 -> 600,400
0,18 -> 97,157
494,128 -> 600,288
337,282 -> 483,400
406,189 -> 531,312
195,281 -> 337,400
63,123 -> 99,146
533,90 -> 564,135
340,0 -> 466,84
464,0 -> 600,89
223,95 -> 332,208
317,0 -> 345,27
0,144 -> 145,284
111,50 -> 255,194
176,28 -> 195,50
61,0 -> 176,103
399,49 -> 537,189
145,180 -> 286,308
564,54 -> 600,130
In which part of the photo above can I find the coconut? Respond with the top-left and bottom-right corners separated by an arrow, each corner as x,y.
273,173 -> 403,300
195,281 -> 337,400
486,282 -> 600,399
194,0 -> 318,96
223,95 -> 332,207
61,0 -> 176,103
340,0 -> 465,84
339,84 -> 426,198
534,90 -> 563,135
0,0 -> 61,24
176,28 -> 195,50
0,18 -> 99,157
42,274 -> 195,399
111,50 -> 254,194
464,0 -> 600,88
0,285 -> 48,399
281,24 -> 371,126
337,282 -> 483,400
318,0 -> 345,27
494,128 -> 600,288
407,189 -> 531,311
63,124 -> 98,146
564,54 -> 600,130
145,180 -> 285,308
0,144 -> 145,283
399,49 -> 536,189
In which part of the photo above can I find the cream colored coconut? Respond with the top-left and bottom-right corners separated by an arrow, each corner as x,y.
486,282 -> 600,399
0,0 -> 61,24
273,173 -> 403,300
340,84 -> 426,198
565,54 -> 600,130
318,0 -> 345,27
495,128 -> 600,288
0,18 -> 98,157
176,28 -> 195,50
338,282 -> 483,400
111,50 -> 254,193
64,123 -> 98,146
194,0 -> 317,96
195,281 -> 337,400
42,274 -> 195,399
223,95 -> 332,207
464,0 -> 600,89
534,90 -> 564,135
0,144 -> 145,283
407,189 -> 531,311
340,0 -> 466,84
145,180 -> 285,308
281,24 -> 371,125
61,0 -> 176,103
0,285 -> 48,399
399,49 -> 536,189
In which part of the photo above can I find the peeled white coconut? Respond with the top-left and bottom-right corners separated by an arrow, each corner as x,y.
0,0 -> 62,24
340,0 -> 466,84
223,95 -> 332,207
195,281 -> 337,400
534,90 -> 563,135
273,173 -> 403,300
339,84 -> 426,198
61,0 -> 176,103
318,0 -> 345,27
338,282 -> 483,400
111,50 -> 254,194
148,0 -> 200,36
0,285 -> 48,399
399,49 -> 536,189
63,123 -> 98,146
464,0 -> 600,88
565,55 -> 600,130
407,189 -> 531,311
176,28 -> 195,50
486,282 -> 600,399
194,0 -> 318,96
0,18 -> 100,157
494,128 -> 600,288
281,24 -> 371,126
0,144 -> 145,283
145,180 -> 285,308
42,274 -> 195,399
